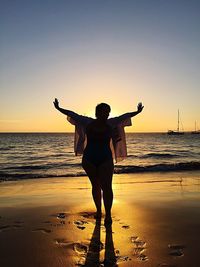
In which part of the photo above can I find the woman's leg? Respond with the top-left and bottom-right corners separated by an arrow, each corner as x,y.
97,159 -> 114,223
82,158 -> 102,216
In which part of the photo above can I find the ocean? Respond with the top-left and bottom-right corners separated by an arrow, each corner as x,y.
0,133 -> 199,181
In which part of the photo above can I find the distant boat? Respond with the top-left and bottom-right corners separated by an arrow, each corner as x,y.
191,121 -> 200,134
168,110 -> 184,135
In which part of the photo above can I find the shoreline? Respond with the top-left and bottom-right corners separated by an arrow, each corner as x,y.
1,167 -> 200,183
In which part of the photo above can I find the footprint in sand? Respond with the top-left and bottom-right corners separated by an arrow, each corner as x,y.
115,250 -> 131,263
79,211 -> 96,219
133,247 -> 145,255
130,236 -> 139,242
131,237 -> 148,261
77,226 -> 86,230
169,250 -> 184,257
133,240 -> 146,248
122,225 -> 130,229
137,253 -> 148,261
32,228 -> 51,234
74,220 -> 88,230
73,242 -> 88,255
57,212 -> 66,219
48,213 -> 68,227
168,244 -> 185,257
47,212 -> 68,227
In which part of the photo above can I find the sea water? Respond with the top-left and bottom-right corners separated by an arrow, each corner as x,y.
0,133 -> 199,181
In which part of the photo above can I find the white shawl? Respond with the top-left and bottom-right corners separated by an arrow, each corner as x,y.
67,111 -> 132,163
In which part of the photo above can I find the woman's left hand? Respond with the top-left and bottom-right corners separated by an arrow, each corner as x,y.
137,102 -> 144,113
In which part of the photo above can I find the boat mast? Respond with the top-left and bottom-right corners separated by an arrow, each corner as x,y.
195,121 -> 197,132
177,109 -> 180,132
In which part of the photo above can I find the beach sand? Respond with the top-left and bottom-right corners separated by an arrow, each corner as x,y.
0,171 -> 200,267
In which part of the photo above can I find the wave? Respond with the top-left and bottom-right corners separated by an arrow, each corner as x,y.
0,172 -> 87,182
128,152 -> 190,159
115,161 -> 200,173
138,152 -> 180,159
0,161 -> 199,182
0,146 -> 16,151
2,162 -> 81,171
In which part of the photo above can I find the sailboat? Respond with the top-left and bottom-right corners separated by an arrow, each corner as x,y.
191,121 -> 200,134
168,110 -> 184,135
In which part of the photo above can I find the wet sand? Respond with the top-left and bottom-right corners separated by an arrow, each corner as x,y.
0,171 -> 200,267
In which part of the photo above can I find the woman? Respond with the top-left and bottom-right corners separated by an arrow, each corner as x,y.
53,98 -> 144,225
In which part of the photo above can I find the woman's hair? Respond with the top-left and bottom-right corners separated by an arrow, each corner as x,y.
95,103 -> 111,115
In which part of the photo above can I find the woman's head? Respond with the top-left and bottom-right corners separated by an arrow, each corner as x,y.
95,103 -> 111,121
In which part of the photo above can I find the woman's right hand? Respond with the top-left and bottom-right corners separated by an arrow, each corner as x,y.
53,98 -> 59,109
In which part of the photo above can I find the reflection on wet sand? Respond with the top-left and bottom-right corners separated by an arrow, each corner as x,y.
84,218 -> 116,267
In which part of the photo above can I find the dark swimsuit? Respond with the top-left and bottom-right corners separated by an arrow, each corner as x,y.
83,123 -> 113,167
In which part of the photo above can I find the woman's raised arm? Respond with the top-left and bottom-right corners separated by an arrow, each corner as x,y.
128,102 -> 144,117
53,98 -> 73,116
115,102 -> 144,120
108,102 -> 144,127
53,98 -> 94,126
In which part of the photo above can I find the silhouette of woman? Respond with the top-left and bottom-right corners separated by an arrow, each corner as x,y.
53,98 -> 144,225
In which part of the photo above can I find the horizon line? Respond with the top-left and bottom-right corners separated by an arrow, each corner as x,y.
0,131 -> 194,134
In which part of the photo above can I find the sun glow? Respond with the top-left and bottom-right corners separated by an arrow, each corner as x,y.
85,108 -> 121,119
1,1 -> 199,133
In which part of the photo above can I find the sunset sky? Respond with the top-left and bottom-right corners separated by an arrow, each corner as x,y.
1,0 -> 200,132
